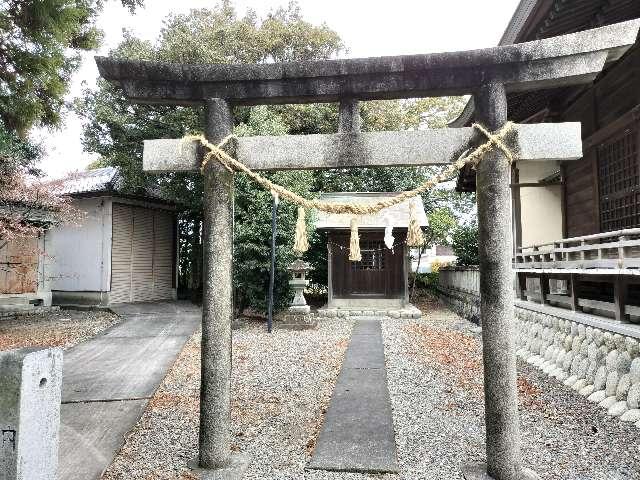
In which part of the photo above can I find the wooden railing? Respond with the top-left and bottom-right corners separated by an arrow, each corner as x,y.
514,228 -> 640,270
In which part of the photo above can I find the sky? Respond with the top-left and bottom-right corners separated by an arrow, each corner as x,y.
34,0 -> 522,178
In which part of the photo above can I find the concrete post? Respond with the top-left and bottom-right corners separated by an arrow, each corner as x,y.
198,98 -> 241,474
462,84 -> 539,480
0,348 -> 62,480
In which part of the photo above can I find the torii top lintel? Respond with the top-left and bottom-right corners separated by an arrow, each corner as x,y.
95,20 -> 640,106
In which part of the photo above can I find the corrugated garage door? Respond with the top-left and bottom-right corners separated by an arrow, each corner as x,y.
111,203 -> 175,303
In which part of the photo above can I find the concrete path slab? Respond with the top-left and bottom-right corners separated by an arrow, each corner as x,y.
62,335 -> 192,402
308,318 -> 399,474
58,400 -> 147,480
58,301 -> 200,480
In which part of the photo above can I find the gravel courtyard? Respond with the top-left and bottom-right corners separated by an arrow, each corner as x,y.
0,309 -> 120,351
101,302 -> 640,480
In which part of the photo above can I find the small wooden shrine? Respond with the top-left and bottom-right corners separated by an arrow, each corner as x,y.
315,192 -> 428,309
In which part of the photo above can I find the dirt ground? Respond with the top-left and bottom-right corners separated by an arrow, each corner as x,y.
0,309 -> 120,351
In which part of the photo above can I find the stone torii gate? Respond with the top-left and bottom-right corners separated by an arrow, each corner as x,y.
96,20 -> 640,480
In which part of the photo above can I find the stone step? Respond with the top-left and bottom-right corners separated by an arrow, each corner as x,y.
0,304 -> 37,312
0,296 -> 30,306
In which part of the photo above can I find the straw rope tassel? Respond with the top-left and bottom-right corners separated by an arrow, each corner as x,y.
406,202 -> 424,247
349,217 -> 362,262
293,206 -> 309,256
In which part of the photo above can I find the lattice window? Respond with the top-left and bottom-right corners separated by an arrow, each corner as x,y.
351,241 -> 385,271
597,125 -> 640,231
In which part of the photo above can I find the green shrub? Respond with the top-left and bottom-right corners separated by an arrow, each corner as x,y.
452,223 -> 479,266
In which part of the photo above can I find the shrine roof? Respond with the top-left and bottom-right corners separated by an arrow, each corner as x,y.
314,192 -> 428,230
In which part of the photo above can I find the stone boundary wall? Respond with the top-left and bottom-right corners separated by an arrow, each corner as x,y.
437,267 -> 481,324
438,266 -> 640,428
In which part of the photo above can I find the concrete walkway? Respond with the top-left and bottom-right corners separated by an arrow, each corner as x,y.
58,301 -> 200,480
308,317 -> 399,473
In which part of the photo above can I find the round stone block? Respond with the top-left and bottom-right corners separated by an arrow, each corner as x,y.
579,384 -> 595,397
588,390 -> 607,403
609,401 -> 629,417
627,383 -> 640,409
563,352 -> 575,370
616,374 -> 632,400
599,395 -> 618,409
616,351 -> 632,373
605,371 -> 620,396
626,338 -> 639,357
593,329 -> 604,346
606,350 -> 619,372
631,359 -> 640,384
620,408 -> 640,423
571,337 -> 582,353
571,355 -> 584,376
603,332 -> 614,349
572,379 -> 587,392
596,346 -> 608,363
585,363 -> 597,384
564,375 -> 578,387
593,366 -> 608,391
585,327 -> 594,342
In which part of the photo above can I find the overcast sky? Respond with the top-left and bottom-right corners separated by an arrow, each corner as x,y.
34,0 -> 521,178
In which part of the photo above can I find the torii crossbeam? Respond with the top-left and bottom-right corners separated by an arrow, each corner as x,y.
96,19 -> 640,480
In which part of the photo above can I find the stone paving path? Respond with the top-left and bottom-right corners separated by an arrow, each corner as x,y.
308,317 -> 399,473
57,301 -> 200,480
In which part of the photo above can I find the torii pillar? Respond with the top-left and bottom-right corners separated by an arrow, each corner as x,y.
95,18 -> 640,480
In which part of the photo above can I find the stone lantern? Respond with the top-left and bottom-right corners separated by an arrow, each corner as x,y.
287,258 -> 312,314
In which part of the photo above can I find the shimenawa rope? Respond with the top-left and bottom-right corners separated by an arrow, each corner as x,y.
184,121 -> 516,259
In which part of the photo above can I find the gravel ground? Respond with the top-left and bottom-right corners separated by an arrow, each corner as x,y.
384,298 -> 640,480
102,318 -> 353,480
101,302 -> 640,480
0,309 -> 120,351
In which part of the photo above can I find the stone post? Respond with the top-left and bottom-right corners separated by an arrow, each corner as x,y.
0,348 -> 63,480
463,84 -> 539,480
338,98 -> 361,133
198,98 -> 248,476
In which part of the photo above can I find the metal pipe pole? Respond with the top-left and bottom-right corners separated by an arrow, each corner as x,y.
267,193 -> 279,333
463,84 -> 539,480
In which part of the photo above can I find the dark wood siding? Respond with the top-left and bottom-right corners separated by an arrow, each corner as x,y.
329,230 -> 405,299
559,43 -> 640,236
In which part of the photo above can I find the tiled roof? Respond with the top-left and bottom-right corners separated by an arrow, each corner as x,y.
56,167 -> 121,195
314,192 -> 429,229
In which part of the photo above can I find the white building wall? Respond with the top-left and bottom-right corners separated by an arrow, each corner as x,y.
47,197 -> 112,292
517,161 -> 563,247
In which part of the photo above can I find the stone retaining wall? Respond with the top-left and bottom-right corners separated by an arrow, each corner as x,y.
438,266 -> 640,428
516,306 -> 640,426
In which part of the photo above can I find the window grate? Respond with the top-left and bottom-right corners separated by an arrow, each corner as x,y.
597,125 -> 640,231
351,241 -> 386,271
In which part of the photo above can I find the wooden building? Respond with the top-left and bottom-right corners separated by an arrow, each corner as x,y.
455,0 -> 640,322
47,167 -> 179,306
0,202 -> 57,312
315,193 -> 428,311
